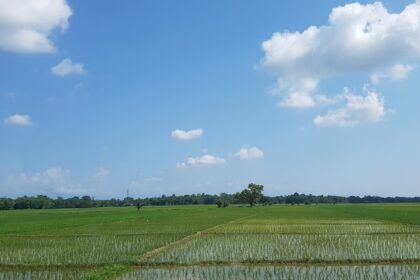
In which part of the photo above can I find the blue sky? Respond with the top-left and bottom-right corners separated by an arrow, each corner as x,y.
1,0 -> 420,198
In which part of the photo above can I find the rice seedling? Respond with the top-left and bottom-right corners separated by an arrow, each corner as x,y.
208,219 -> 420,235
150,221 -> 420,264
0,270 -> 89,280
118,265 -> 420,280
0,234 -> 182,265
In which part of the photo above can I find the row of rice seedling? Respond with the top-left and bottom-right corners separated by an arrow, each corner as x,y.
207,219 -> 420,235
237,219 -> 385,225
0,234 -> 182,265
118,265 -> 420,280
0,270 -> 88,280
150,233 -> 420,264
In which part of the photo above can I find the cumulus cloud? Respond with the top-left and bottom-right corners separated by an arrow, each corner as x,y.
314,89 -> 385,127
94,167 -> 109,180
371,64 -> 415,84
236,147 -> 264,159
171,128 -> 203,140
274,78 -> 337,108
176,154 -> 226,168
261,1 -> 420,108
7,167 -> 84,195
51,59 -> 85,76
4,114 -> 32,126
0,0 -> 72,53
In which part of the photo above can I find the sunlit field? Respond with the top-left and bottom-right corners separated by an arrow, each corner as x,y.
0,204 -> 419,279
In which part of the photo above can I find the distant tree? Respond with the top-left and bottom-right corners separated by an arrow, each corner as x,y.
134,199 -> 144,211
260,196 -> 272,205
123,196 -> 134,207
79,196 -> 93,208
14,196 -> 31,209
216,200 -> 229,208
2,192 -> 420,211
0,198 -> 14,210
234,183 -> 264,207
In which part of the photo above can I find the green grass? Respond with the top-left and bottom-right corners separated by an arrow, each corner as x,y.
0,205 -> 254,236
84,265 -> 128,280
0,204 -> 419,279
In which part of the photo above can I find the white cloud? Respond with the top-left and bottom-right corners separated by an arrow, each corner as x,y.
314,90 -> 385,127
4,114 -> 32,126
51,59 -> 85,76
275,78 -> 329,108
94,167 -> 109,180
176,162 -> 187,168
16,167 -> 69,185
371,64 -> 415,84
236,147 -> 264,159
0,0 -> 72,53
7,167 -> 84,195
278,92 -> 339,108
171,128 -> 203,140
388,64 -> 415,81
261,1 -> 420,108
177,154 -> 226,168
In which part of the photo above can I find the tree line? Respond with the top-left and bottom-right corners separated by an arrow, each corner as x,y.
1,191 -> 419,210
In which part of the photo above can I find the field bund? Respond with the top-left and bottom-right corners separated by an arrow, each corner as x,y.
0,204 -> 419,279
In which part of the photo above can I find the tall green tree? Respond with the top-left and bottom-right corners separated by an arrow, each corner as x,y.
234,183 -> 264,207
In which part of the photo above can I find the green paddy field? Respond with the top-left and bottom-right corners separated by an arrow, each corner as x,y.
0,204 -> 419,279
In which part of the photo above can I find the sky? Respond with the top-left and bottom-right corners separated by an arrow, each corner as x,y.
1,0 -> 420,198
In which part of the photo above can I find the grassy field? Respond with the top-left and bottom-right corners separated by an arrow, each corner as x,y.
0,204 -> 419,279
